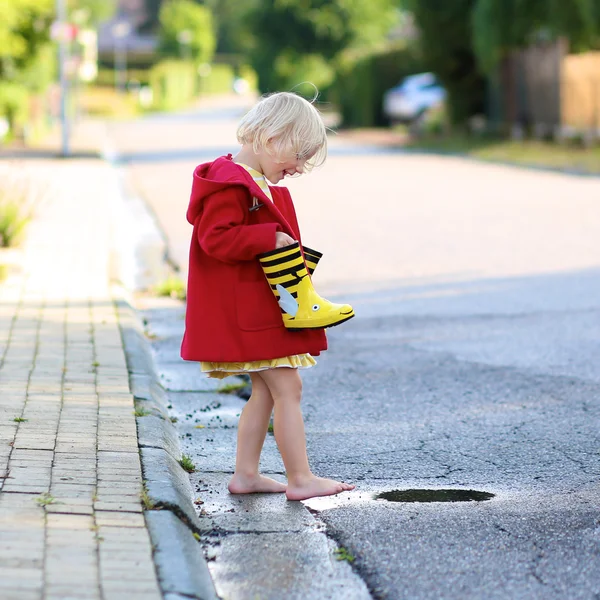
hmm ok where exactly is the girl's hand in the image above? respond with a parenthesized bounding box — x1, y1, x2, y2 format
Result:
(275, 232, 296, 249)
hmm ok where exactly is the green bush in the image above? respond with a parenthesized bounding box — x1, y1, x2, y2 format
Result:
(149, 60, 197, 110)
(200, 63, 235, 94)
(0, 178, 36, 248)
(273, 52, 335, 97)
(329, 43, 424, 128)
(152, 275, 186, 300)
(0, 82, 29, 139)
(95, 68, 152, 88)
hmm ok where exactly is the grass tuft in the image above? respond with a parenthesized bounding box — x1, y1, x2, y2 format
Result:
(152, 276, 187, 301)
(333, 547, 355, 563)
(179, 454, 196, 473)
(141, 485, 155, 510)
(134, 405, 152, 417)
(0, 175, 44, 248)
(217, 381, 247, 394)
(35, 492, 56, 506)
(13, 417, 27, 423)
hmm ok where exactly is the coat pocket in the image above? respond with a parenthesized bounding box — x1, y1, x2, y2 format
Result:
(235, 280, 283, 332)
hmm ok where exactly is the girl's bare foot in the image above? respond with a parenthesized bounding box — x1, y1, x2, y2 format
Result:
(228, 473, 287, 494)
(286, 476, 355, 501)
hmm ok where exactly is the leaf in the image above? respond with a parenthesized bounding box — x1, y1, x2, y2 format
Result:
(275, 284, 298, 316)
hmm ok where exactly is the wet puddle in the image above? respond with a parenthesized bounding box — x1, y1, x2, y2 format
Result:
(376, 489, 495, 503)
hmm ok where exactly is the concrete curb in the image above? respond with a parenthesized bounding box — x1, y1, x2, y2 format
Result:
(103, 127, 218, 598)
(113, 286, 218, 599)
(146, 511, 218, 600)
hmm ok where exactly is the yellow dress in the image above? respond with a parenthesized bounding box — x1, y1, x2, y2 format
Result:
(200, 162, 317, 379)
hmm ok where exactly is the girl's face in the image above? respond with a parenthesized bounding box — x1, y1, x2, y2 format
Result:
(259, 145, 312, 184)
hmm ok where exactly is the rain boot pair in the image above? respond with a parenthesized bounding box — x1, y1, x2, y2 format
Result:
(258, 242, 354, 330)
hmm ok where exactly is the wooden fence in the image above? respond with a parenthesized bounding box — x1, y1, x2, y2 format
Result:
(561, 52, 600, 131)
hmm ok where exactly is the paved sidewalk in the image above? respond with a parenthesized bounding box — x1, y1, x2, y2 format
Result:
(0, 152, 162, 599)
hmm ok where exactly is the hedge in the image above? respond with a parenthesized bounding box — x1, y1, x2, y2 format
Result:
(329, 43, 424, 128)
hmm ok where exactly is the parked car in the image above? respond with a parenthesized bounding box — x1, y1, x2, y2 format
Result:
(382, 72, 446, 124)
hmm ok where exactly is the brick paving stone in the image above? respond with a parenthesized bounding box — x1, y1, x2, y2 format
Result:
(0, 589, 42, 600)
(95, 512, 145, 527)
(0, 155, 162, 598)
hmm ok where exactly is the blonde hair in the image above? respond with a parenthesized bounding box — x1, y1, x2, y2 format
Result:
(236, 91, 327, 171)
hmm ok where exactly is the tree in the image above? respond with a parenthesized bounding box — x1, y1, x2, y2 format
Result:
(404, 0, 487, 124)
(204, 0, 260, 55)
(0, 0, 54, 76)
(158, 0, 216, 64)
(243, 0, 398, 92)
(0, 0, 55, 134)
(472, 0, 600, 73)
(68, 0, 117, 27)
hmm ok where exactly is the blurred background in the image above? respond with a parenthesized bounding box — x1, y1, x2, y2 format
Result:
(1, 0, 600, 170)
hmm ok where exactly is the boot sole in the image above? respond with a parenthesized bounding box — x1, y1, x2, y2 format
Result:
(285, 312, 355, 330)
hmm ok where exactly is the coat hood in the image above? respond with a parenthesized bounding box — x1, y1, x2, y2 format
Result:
(187, 154, 263, 224)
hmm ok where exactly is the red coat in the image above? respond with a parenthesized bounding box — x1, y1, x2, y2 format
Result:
(180, 155, 328, 362)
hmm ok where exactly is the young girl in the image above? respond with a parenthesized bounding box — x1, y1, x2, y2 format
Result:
(181, 91, 355, 501)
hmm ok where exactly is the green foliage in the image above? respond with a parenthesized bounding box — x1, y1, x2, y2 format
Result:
(68, 0, 117, 27)
(95, 68, 151, 88)
(158, 0, 216, 64)
(0, 0, 55, 137)
(149, 60, 197, 110)
(0, 82, 29, 134)
(35, 492, 56, 506)
(179, 454, 196, 473)
(472, 0, 600, 73)
(152, 275, 187, 300)
(333, 547, 355, 562)
(200, 63, 235, 94)
(204, 0, 259, 54)
(245, 0, 398, 92)
(0, 179, 35, 248)
(273, 52, 335, 97)
(331, 42, 423, 127)
(134, 406, 152, 417)
(0, 0, 53, 70)
(405, 0, 487, 124)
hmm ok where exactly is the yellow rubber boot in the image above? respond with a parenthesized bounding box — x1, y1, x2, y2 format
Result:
(258, 242, 354, 330)
(302, 245, 322, 275)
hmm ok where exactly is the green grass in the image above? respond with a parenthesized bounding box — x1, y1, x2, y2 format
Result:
(141, 485, 155, 510)
(179, 454, 196, 473)
(13, 417, 27, 423)
(407, 134, 600, 175)
(134, 405, 152, 417)
(333, 547, 355, 563)
(217, 381, 247, 394)
(152, 276, 186, 301)
(35, 492, 56, 506)
(0, 198, 30, 248)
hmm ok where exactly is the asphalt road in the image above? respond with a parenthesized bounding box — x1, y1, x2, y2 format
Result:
(109, 96, 600, 599)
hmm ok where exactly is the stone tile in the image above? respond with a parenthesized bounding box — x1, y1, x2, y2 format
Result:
(53, 479, 97, 489)
(0, 568, 43, 588)
(47, 514, 94, 529)
(94, 497, 143, 513)
(1, 483, 49, 494)
(0, 589, 42, 600)
(0, 557, 43, 569)
(45, 503, 94, 516)
(103, 593, 161, 600)
(49, 484, 96, 499)
(95, 513, 145, 528)
(100, 581, 161, 594)
(10, 450, 54, 462)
